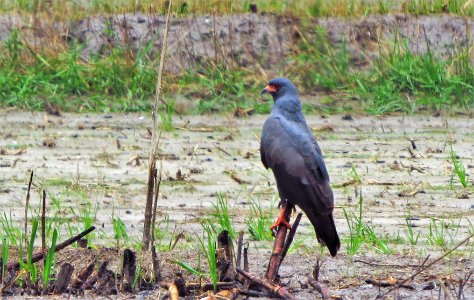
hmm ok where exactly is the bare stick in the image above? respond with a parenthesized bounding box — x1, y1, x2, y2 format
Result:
(266, 204, 293, 282)
(243, 245, 249, 272)
(307, 276, 330, 299)
(185, 281, 235, 290)
(236, 268, 296, 300)
(41, 190, 46, 252)
(279, 212, 302, 267)
(7, 226, 96, 272)
(72, 260, 96, 289)
(379, 232, 474, 298)
(152, 245, 161, 281)
(142, 0, 172, 251)
(236, 231, 244, 269)
(150, 160, 163, 280)
(150, 159, 163, 245)
(24, 171, 33, 249)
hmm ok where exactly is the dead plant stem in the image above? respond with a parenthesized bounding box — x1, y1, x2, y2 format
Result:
(142, 0, 171, 251)
(24, 171, 33, 251)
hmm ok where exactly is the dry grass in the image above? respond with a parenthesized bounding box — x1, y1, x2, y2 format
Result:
(1, 0, 473, 19)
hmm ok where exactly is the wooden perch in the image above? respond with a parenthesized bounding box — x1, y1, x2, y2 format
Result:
(279, 212, 302, 267)
(266, 204, 294, 282)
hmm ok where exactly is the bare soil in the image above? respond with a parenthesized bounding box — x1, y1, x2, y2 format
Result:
(1, 13, 473, 73)
(0, 109, 473, 299)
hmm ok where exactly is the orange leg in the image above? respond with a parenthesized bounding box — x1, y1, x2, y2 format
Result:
(270, 207, 292, 231)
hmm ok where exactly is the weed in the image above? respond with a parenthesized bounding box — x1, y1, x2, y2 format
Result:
(425, 217, 465, 249)
(404, 218, 421, 246)
(210, 193, 235, 239)
(450, 148, 469, 188)
(132, 263, 142, 290)
(343, 192, 365, 255)
(112, 215, 128, 248)
(343, 190, 391, 255)
(287, 26, 352, 93)
(1, 238, 8, 282)
(246, 198, 273, 241)
(178, 63, 260, 113)
(159, 100, 175, 131)
(0, 212, 22, 246)
(198, 223, 218, 290)
(349, 164, 362, 184)
(43, 229, 58, 291)
(359, 36, 474, 113)
(173, 259, 206, 278)
(27, 219, 39, 285)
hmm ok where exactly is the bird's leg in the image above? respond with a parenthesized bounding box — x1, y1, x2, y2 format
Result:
(270, 201, 292, 234)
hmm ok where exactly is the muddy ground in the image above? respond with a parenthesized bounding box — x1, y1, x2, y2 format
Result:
(0, 108, 473, 299)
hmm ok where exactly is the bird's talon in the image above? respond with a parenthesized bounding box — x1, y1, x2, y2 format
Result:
(270, 208, 292, 233)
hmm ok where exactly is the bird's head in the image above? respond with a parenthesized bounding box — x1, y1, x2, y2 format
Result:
(261, 77, 298, 101)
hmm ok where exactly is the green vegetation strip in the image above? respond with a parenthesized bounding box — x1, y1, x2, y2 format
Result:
(1, 21, 473, 115)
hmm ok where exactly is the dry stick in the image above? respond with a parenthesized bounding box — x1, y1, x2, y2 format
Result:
(151, 160, 163, 280)
(379, 232, 474, 298)
(308, 259, 331, 299)
(72, 261, 96, 289)
(186, 282, 235, 290)
(457, 268, 474, 299)
(236, 231, 244, 269)
(266, 204, 293, 282)
(150, 159, 163, 245)
(24, 171, 33, 250)
(236, 268, 296, 300)
(7, 226, 96, 272)
(279, 212, 302, 267)
(243, 245, 249, 272)
(41, 190, 46, 252)
(142, 0, 172, 251)
(307, 276, 330, 300)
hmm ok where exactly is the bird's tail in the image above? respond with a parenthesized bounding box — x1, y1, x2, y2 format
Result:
(307, 211, 340, 257)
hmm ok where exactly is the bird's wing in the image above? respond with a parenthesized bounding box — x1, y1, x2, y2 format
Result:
(261, 116, 334, 210)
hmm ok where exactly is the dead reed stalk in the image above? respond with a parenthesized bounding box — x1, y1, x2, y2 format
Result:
(142, 0, 172, 251)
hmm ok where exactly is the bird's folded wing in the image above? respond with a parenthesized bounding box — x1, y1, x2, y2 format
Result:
(261, 116, 334, 209)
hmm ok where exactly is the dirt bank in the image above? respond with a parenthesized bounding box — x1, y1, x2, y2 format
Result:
(1, 13, 473, 73)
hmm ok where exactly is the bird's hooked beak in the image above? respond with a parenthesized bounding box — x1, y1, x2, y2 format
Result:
(261, 85, 277, 95)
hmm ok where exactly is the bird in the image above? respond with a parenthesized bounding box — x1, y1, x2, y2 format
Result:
(260, 77, 340, 257)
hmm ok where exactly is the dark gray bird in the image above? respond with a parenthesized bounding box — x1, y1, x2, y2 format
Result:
(260, 77, 340, 257)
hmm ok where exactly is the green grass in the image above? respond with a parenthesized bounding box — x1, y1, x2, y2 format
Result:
(2, 0, 473, 18)
(246, 198, 274, 241)
(0, 212, 23, 246)
(343, 190, 392, 255)
(42, 229, 58, 292)
(198, 223, 218, 290)
(358, 36, 474, 114)
(450, 148, 469, 188)
(404, 218, 421, 246)
(1, 13, 473, 115)
(210, 193, 236, 239)
(1, 238, 8, 282)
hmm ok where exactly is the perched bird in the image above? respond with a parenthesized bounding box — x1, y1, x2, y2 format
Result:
(260, 78, 340, 257)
